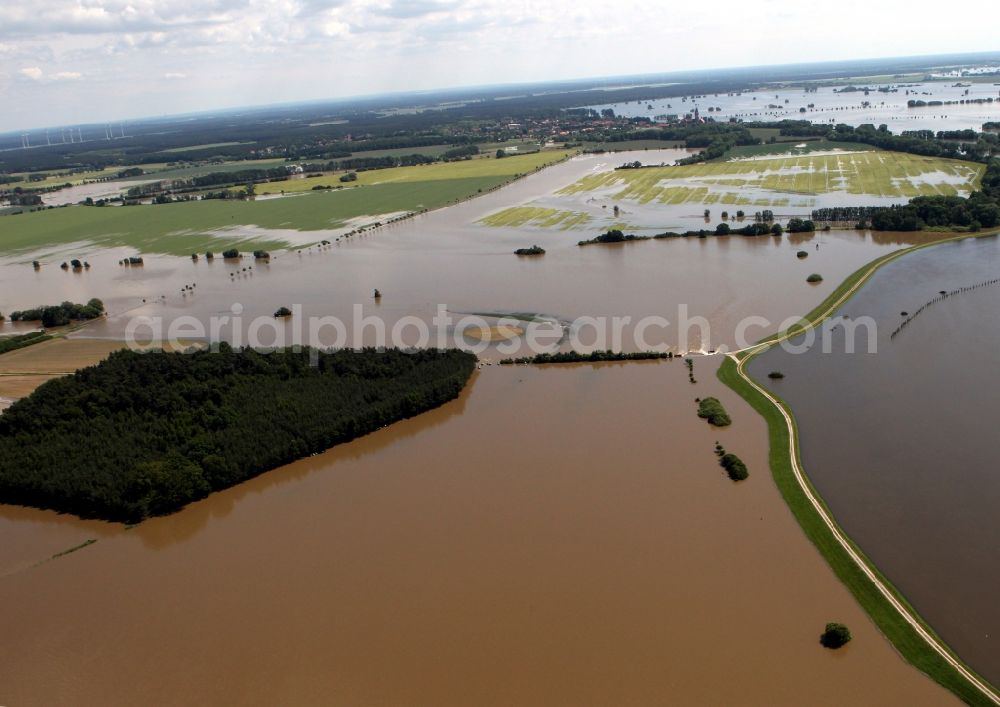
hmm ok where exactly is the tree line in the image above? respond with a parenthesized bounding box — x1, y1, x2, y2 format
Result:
(761, 119, 999, 163)
(8, 299, 104, 327)
(0, 331, 51, 354)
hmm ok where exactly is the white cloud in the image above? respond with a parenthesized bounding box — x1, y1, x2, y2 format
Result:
(18, 66, 82, 82)
(1, 0, 999, 132)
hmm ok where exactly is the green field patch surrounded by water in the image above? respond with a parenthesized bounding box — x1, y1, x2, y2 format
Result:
(478, 151, 983, 231)
(558, 151, 983, 205)
(479, 206, 591, 229)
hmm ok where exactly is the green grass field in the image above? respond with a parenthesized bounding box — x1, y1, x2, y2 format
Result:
(6, 164, 168, 188)
(160, 142, 254, 154)
(254, 149, 573, 195)
(122, 158, 290, 183)
(6, 159, 276, 188)
(341, 144, 456, 159)
(585, 139, 688, 152)
(0, 151, 575, 257)
(557, 151, 983, 205)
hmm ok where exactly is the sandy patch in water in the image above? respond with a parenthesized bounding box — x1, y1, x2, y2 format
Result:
(460, 324, 525, 341)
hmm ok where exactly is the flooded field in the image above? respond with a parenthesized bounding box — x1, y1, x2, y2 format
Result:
(1, 226, 943, 357)
(0, 360, 957, 706)
(41, 178, 159, 207)
(589, 81, 1000, 132)
(748, 234, 1000, 685)
(481, 151, 982, 232)
(0, 151, 948, 358)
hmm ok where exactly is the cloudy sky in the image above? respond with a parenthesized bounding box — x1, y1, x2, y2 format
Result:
(1, 0, 997, 132)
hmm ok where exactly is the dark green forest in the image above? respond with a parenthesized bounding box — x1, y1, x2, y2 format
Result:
(0, 346, 476, 522)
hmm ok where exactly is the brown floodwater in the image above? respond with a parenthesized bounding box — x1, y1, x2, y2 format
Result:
(749, 233, 1000, 686)
(0, 360, 956, 705)
(0, 158, 943, 357)
(0, 150, 970, 704)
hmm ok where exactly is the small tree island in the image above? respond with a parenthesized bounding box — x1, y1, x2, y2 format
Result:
(820, 622, 852, 649)
(697, 397, 732, 427)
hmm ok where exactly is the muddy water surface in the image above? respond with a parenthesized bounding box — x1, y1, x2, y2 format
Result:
(1, 227, 942, 356)
(0, 360, 956, 705)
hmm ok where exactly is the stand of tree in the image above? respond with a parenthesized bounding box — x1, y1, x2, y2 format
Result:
(499, 350, 674, 365)
(756, 119, 999, 163)
(8, 299, 104, 327)
(0, 331, 52, 355)
(697, 397, 732, 426)
(0, 346, 476, 522)
(577, 229, 648, 245)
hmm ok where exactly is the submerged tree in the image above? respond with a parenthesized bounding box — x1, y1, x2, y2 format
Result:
(820, 623, 852, 649)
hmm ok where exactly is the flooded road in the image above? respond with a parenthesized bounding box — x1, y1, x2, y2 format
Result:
(749, 234, 1000, 685)
(0, 360, 956, 705)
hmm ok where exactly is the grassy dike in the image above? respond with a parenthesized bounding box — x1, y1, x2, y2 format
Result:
(719, 229, 1000, 707)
